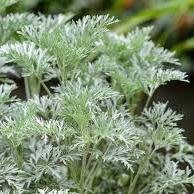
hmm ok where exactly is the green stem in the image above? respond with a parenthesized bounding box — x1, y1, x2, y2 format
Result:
(85, 138, 102, 172)
(15, 144, 24, 169)
(28, 76, 40, 97)
(24, 77, 30, 99)
(84, 163, 99, 194)
(128, 160, 144, 194)
(80, 144, 90, 193)
(38, 78, 52, 96)
(41, 81, 51, 96)
(145, 95, 152, 109)
(128, 146, 155, 194)
(84, 162, 97, 188)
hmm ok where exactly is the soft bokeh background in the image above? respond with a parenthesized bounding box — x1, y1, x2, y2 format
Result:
(6, 0, 194, 143)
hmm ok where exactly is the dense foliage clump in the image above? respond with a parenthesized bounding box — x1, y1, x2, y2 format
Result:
(0, 1, 194, 194)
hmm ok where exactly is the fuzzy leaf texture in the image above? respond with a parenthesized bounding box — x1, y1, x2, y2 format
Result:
(0, 9, 193, 194)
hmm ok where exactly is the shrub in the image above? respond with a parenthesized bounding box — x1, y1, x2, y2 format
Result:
(0, 1, 194, 194)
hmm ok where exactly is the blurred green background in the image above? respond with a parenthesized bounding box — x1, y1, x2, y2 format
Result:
(5, 0, 194, 143)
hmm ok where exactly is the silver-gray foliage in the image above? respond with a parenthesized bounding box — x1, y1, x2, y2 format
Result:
(0, 2, 193, 194)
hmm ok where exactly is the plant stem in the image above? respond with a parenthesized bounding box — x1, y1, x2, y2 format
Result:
(24, 77, 30, 99)
(80, 144, 90, 194)
(84, 163, 99, 194)
(29, 76, 40, 97)
(85, 139, 102, 172)
(145, 95, 152, 109)
(15, 144, 24, 169)
(128, 158, 145, 194)
(84, 162, 97, 188)
(128, 146, 155, 194)
(38, 77, 52, 96)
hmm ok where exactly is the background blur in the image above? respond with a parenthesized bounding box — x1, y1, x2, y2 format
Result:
(6, 0, 194, 143)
